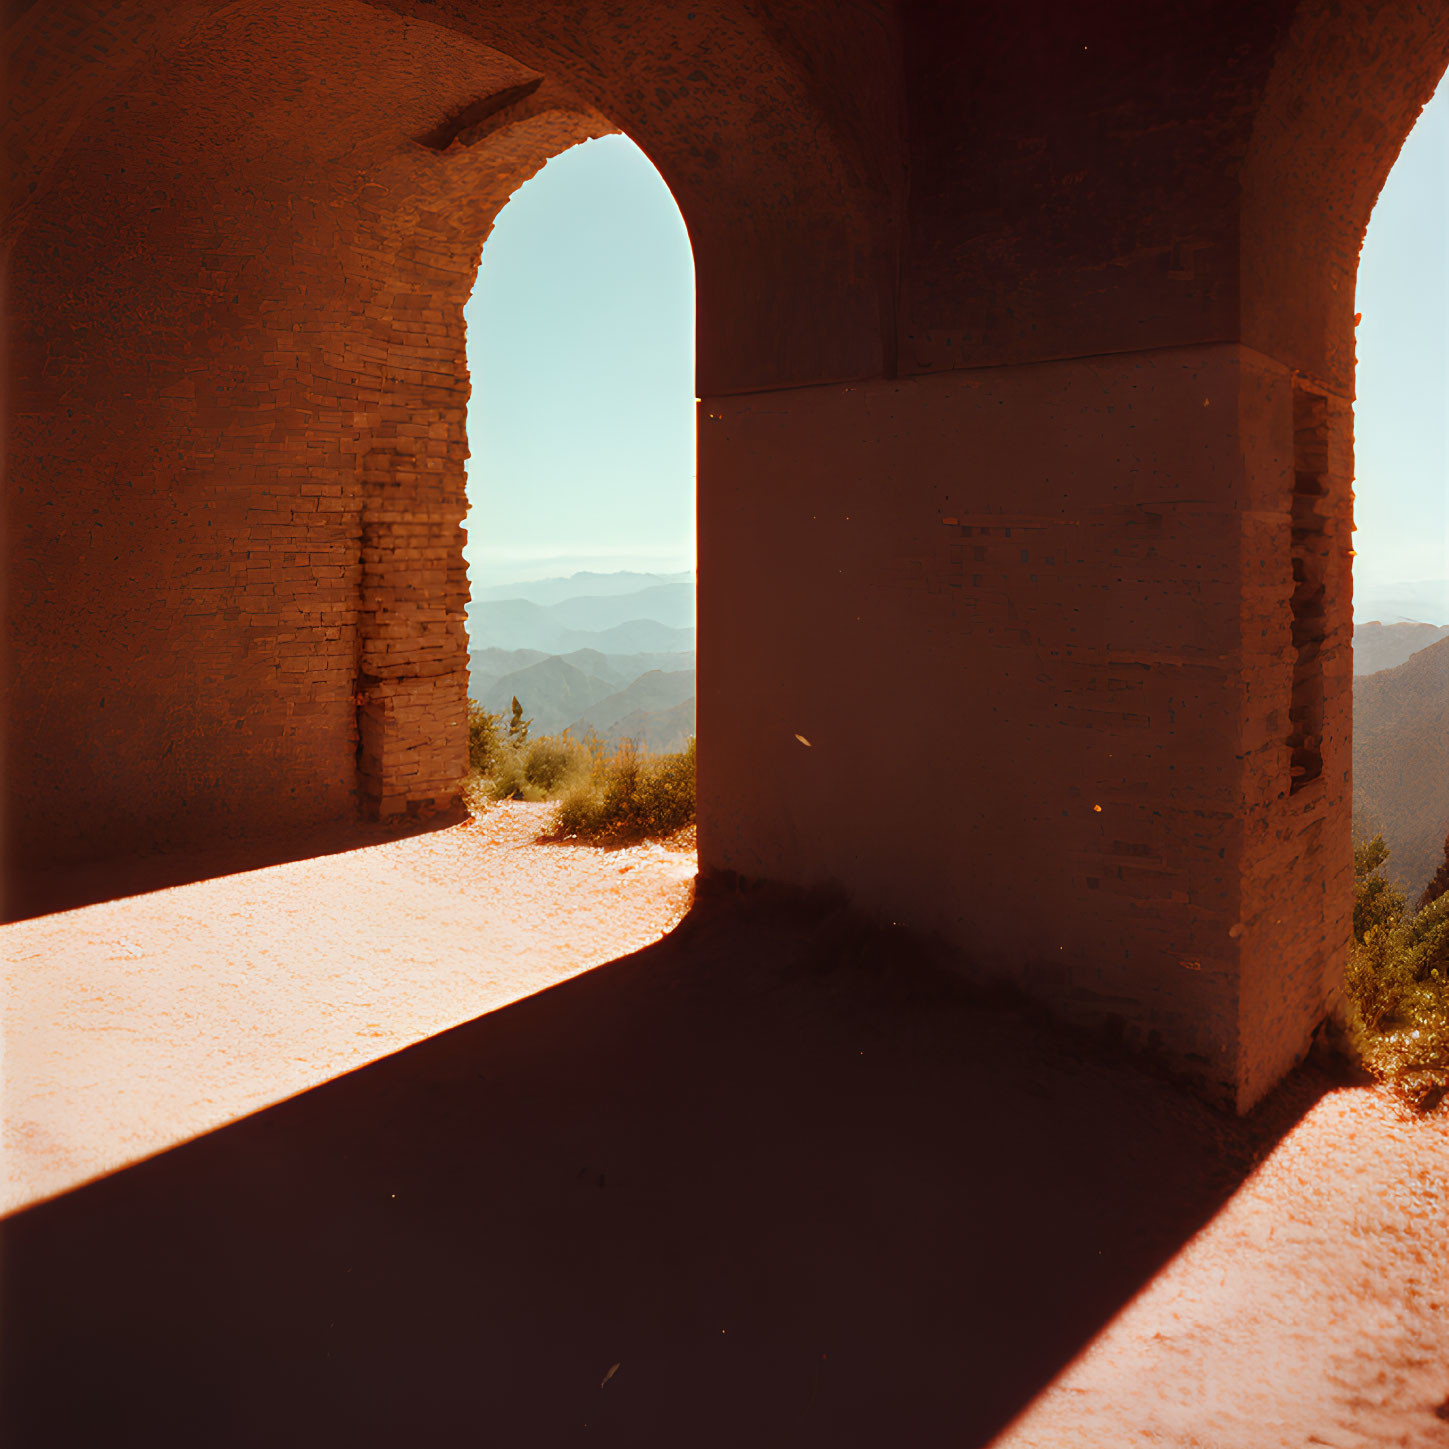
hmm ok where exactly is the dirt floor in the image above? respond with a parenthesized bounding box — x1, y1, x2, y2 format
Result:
(2, 803, 695, 1213)
(2, 816, 1447, 1448)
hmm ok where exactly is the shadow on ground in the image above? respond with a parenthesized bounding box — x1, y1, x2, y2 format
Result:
(0, 881, 1332, 1448)
(1, 810, 468, 924)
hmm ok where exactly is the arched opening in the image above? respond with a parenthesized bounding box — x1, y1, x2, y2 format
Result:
(1351, 79, 1449, 885)
(1343, 78, 1449, 1097)
(460, 134, 698, 839)
(1354, 87, 1449, 641)
(1, 97, 706, 1211)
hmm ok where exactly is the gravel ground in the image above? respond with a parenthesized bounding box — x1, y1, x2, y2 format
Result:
(1, 802, 694, 1214)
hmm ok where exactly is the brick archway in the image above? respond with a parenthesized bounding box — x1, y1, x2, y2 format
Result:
(4, 0, 886, 848)
(6, 0, 1448, 1107)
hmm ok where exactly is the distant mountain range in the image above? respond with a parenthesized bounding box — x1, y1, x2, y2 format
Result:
(470, 647, 693, 697)
(1353, 635, 1449, 901)
(467, 601, 693, 655)
(563, 668, 696, 746)
(472, 569, 693, 608)
(471, 649, 695, 734)
(1355, 578, 1449, 628)
(466, 572, 696, 750)
(467, 579, 695, 654)
(594, 697, 696, 753)
(1354, 621, 1449, 676)
(461, 579, 1447, 789)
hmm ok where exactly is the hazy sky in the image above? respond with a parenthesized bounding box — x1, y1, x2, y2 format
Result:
(462, 135, 694, 593)
(466, 91, 1446, 598)
(1355, 80, 1448, 595)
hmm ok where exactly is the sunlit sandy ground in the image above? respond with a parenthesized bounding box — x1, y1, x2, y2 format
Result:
(991, 1086, 1449, 1448)
(1, 802, 694, 1214)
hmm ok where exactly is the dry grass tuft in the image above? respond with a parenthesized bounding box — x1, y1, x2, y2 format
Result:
(463, 698, 695, 847)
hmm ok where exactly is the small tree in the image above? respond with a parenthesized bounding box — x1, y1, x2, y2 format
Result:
(507, 695, 531, 747)
(1343, 833, 1449, 1108)
(467, 699, 503, 775)
(1352, 834, 1405, 944)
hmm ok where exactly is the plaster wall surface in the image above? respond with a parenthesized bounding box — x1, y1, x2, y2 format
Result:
(699, 344, 1348, 1104)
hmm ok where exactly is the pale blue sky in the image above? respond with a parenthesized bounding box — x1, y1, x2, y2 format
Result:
(465, 96, 1447, 603)
(1355, 80, 1448, 598)
(462, 135, 695, 594)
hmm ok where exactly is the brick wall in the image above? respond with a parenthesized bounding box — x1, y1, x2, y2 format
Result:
(5, 3, 611, 854)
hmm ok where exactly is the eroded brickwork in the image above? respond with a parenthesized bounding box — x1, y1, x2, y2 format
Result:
(5, 4, 612, 847)
(1235, 379, 1355, 1108)
(357, 445, 468, 819)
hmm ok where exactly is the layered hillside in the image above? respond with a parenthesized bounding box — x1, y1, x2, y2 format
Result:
(471, 651, 696, 735)
(1353, 635, 1449, 898)
(565, 669, 697, 746)
(467, 598, 694, 655)
(465, 572, 697, 746)
(1354, 621, 1449, 676)
(592, 698, 696, 753)
(1354, 578, 1449, 630)
(467, 578, 695, 654)
(471, 570, 693, 608)
(478, 656, 618, 734)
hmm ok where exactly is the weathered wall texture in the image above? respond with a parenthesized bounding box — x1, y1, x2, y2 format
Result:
(700, 345, 1346, 1097)
(5, 2, 612, 850)
(4, 0, 1447, 1107)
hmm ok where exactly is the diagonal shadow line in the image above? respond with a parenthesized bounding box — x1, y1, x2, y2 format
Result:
(2, 809, 469, 924)
(0, 885, 1331, 1449)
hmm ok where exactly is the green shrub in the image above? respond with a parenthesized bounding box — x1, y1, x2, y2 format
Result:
(1342, 834, 1449, 1109)
(507, 696, 531, 746)
(551, 737, 696, 845)
(486, 730, 596, 802)
(462, 687, 695, 846)
(1352, 834, 1406, 943)
(467, 700, 504, 775)
(485, 741, 534, 801)
(522, 734, 590, 793)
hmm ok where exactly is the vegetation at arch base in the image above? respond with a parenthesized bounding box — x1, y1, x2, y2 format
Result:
(1343, 831, 1449, 1111)
(464, 697, 695, 847)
